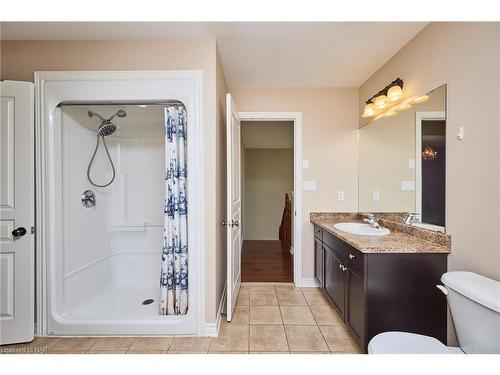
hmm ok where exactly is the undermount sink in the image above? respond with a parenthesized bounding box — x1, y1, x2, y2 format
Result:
(333, 222, 390, 236)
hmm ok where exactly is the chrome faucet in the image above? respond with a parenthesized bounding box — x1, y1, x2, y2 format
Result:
(362, 213, 381, 229)
(403, 213, 419, 225)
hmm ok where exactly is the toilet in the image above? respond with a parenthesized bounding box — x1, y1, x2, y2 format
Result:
(368, 271, 500, 354)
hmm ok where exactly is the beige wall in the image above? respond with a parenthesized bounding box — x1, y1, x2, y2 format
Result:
(359, 22, 500, 344)
(231, 88, 359, 279)
(244, 149, 293, 240)
(359, 85, 445, 212)
(0, 39, 224, 326)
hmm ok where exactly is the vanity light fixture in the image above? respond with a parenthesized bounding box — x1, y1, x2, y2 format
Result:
(422, 146, 438, 161)
(362, 78, 404, 118)
(384, 110, 397, 118)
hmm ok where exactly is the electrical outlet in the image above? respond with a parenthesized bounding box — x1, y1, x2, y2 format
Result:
(372, 190, 380, 201)
(337, 191, 345, 201)
(401, 181, 415, 191)
(303, 181, 317, 191)
(302, 159, 309, 169)
(408, 159, 415, 169)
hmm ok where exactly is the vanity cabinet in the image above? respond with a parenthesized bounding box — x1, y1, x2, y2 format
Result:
(313, 224, 447, 351)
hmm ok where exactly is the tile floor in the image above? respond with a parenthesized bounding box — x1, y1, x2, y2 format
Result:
(0, 284, 363, 355)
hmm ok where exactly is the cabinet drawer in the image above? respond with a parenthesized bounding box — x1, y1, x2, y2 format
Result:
(323, 230, 365, 273)
(314, 225, 323, 241)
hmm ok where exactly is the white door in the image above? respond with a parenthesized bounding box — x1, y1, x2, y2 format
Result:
(0, 81, 35, 345)
(226, 94, 242, 322)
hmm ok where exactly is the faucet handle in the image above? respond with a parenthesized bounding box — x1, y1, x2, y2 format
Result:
(404, 213, 419, 224)
(362, 213, 376, 220)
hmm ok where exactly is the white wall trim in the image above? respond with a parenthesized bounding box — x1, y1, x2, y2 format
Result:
(205, 283, 226, 337)
(299, 278, 319, 288)
(238, 112, 303, 286)
(34, 70, 205, 336)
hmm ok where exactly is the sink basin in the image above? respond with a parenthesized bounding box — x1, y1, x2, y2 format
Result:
(333, 222, 390, 236)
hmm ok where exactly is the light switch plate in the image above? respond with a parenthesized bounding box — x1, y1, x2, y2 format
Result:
(372, 190, 380, 201)
(302, 159, 309, 169)
(303, 181, 317, 191)
(337, 191, 345, 201)
(401, 181, 416, 191)
(408, 159, 415, 169)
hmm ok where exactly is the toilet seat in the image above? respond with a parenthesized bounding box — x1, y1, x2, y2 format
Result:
(368, 332, 459, 354)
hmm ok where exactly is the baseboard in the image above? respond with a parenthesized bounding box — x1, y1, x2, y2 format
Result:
(205, 283, 227, 337)
(298, 278, 319, 288)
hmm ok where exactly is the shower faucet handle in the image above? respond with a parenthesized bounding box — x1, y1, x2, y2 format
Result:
(82, 190, 96, 208)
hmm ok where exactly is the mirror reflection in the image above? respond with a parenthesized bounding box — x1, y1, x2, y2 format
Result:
(358, 85, 446, 232)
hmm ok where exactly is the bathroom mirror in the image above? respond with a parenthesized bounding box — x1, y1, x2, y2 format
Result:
(358, 85, 446, 232)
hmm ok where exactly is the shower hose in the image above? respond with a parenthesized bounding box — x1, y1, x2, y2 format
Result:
(87, 134, 116, 188)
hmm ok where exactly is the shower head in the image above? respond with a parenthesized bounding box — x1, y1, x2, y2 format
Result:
(88, 109, 127, 137)
(97, 121, 117, 137)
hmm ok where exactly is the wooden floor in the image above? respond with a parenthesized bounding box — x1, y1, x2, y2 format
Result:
(241, 240, 293, 282)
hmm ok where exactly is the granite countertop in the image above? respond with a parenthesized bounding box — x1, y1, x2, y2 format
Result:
(311, 212, 451, 254)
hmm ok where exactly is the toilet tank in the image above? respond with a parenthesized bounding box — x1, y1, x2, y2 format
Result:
(441, 272, 500, 354)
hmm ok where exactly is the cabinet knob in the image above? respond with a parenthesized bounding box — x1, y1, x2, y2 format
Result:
(349, 254, 355, 259)
(342, 265, 348, 272)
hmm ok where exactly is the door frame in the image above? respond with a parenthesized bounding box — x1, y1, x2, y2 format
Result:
(238, 112, 303, 286)
(34, 70, 205, 336)
(415, 111, 446, 233)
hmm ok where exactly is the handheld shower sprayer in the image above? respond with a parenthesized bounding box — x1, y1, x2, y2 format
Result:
(87, 109, 127, 187)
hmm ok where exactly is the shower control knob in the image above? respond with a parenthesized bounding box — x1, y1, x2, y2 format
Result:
(82, 190, 96, 208)
(12, 227, 27, 237)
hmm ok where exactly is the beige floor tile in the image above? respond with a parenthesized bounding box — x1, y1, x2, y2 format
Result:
(90, 337, 136, 351)
(277, 290, 307, 306)
(290, 351, 331, 354)
(302, 291, 330, 306)
(319, 325, 362, 353)
(249, 289, 278, 306)
(285, 325, 329, 352)
(88, 350, 128, 354)
(249, 325, 289, 352)
(231, 305, 250, 325)
(236, 288, 250, 306)
(246, 283, 277, 290)
(209, 324, 249, 352)
(169, 337, 212, 352)
(209, 351, 249, 354)
(309, 304, 344, 325)
(280, 306, 316, 325)
(249, 305, 283, 324)
(167, 350, 208, 354)
(300, 287, 323, 294)
(128, 337, 174, 351)
(47, 350, 88, 354)
(127, 350, 168, 354)
(51, 337, 97, 351)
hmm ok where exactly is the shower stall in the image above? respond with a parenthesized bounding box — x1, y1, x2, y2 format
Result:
(36, 71, 203, 336)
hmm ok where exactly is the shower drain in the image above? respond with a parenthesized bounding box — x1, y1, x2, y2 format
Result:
(142, 299, 154, 305)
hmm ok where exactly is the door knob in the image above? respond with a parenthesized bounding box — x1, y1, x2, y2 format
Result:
(12, 227, 27, 237)
(232, 220, 239, 228)
(349, 254, 355, 259)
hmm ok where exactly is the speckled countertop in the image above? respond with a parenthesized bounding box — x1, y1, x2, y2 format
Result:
(311, 212, 451, 254)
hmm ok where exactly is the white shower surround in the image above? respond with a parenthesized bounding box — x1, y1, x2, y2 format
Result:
(35, 71, 204, 336)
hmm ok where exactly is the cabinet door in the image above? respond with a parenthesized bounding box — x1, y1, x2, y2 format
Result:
(314, 238, 324, 288)
(346, 266, 366, 342)
(324, 246, 346, 318)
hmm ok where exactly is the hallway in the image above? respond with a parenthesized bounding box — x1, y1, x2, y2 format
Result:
(241, 240, 293, 282)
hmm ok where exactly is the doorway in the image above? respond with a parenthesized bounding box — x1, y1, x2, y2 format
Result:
(240, 121, 294, 282)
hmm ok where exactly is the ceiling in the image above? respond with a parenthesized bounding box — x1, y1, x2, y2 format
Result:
(0, 22, 427, 88)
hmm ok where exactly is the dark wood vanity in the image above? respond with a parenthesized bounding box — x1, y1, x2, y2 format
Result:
(313, 220, 449, 352)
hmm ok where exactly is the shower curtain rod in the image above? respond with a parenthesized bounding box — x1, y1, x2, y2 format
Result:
(57, 100, 186, 108)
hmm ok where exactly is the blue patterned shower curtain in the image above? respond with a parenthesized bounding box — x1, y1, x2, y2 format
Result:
(160, 105, 188, 315)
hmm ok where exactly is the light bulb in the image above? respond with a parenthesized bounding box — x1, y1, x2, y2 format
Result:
(412, 95, 429, 105)
(396, 103, 412, 112)
(362, 103, 375, 117)
(387, 85, 402, 101)
(374, 95, 387, 109)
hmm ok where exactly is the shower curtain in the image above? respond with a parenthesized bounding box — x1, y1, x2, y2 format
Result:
(160, 105, 188, 315)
